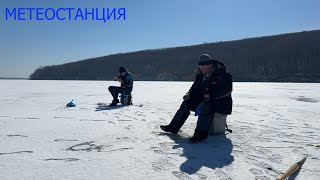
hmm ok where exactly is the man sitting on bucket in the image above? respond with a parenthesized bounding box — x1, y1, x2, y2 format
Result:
(108, 66, 133, 106)
(160, 54, 233, 143)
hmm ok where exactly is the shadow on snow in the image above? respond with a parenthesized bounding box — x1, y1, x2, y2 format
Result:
(95, 105, 125, 111)
(162, 132, 234, 175)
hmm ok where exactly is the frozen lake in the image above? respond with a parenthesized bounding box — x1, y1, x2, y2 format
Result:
(0, 80, 319, 180)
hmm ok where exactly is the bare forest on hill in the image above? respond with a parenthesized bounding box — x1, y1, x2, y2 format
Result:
(30, 30, 320, 82)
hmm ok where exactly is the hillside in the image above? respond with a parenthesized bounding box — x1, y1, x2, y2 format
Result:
(30, 30, 320, 82)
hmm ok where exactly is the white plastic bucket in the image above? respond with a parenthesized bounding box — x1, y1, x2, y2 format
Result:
(209, 113, 227, 135)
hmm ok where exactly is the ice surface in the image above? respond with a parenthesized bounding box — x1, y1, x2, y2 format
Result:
(0, 80, 319, 180)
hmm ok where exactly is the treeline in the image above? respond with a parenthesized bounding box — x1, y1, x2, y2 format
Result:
(30, 30, 320, 82)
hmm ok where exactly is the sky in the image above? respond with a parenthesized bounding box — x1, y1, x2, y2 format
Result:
(0, 0, 320, 78)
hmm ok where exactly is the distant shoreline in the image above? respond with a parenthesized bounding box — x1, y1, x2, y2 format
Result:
(1, 78, 319, 83)
(0, 77, 28, 80)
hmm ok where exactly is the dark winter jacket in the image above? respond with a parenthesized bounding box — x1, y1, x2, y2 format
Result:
(187, 60, 233, 114)
(118, 72, 134, 93)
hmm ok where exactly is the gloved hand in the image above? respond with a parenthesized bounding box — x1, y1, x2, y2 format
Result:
(183, 94, 190, 101)
(204, 94, 210, 101)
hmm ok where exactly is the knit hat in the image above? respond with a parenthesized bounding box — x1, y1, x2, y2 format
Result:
(119, 66, 127, 73)
(198, 54, 213, 65)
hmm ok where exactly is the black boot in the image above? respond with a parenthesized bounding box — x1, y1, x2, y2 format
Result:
(160, 125, 178, 134)
(161, 101, 191, 133)
(109, 99, 120, 106)
(189, 132, 207, 143)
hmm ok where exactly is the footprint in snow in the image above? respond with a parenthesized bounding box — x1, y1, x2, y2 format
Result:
(0, 151, 33, 156)
(7, 135, 28, 137)
(172, 171, 193, 180)
(44, 158, 79, 162)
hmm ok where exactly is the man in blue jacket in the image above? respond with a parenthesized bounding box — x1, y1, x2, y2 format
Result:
(108, 66, 134, 106)
(160, 54, 233, 143)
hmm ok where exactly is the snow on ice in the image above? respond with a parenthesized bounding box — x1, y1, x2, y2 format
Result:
(0, 80, 319, 179)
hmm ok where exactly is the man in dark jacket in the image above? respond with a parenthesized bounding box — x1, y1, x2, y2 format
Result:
(160, 54, 232, 143)
(108, 66, 134, 106)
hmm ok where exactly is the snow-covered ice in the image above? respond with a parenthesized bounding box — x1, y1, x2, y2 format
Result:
(0, 80, 319, 180)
